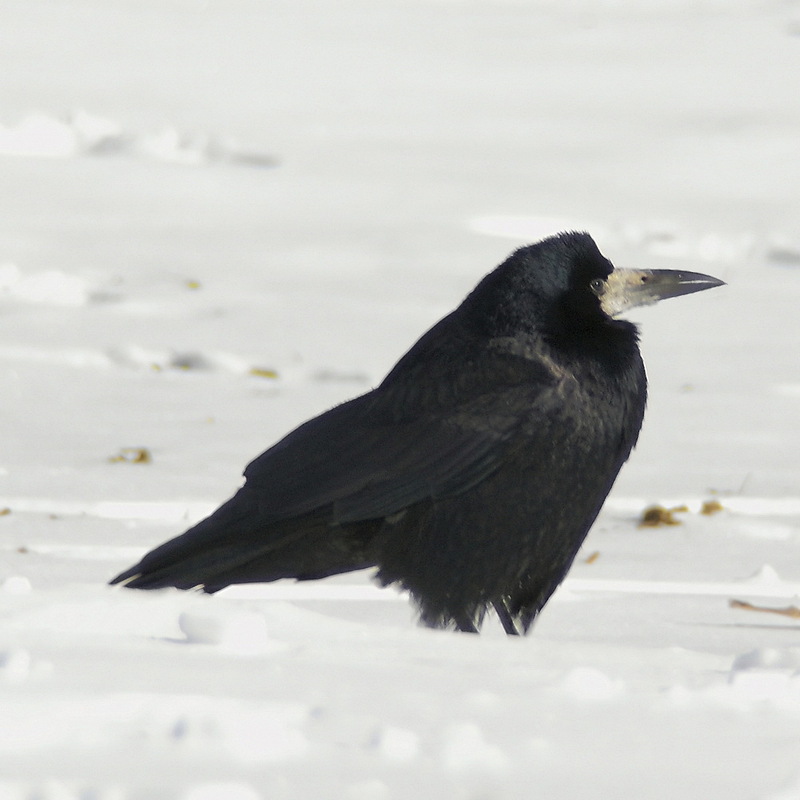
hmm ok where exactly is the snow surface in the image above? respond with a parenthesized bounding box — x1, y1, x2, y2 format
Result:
(1, 1, 800, 798)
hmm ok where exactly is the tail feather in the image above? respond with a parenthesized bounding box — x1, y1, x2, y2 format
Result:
(109, 492, 382, 592)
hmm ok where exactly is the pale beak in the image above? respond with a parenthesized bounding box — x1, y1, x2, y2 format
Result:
(598, 268, 726, 317)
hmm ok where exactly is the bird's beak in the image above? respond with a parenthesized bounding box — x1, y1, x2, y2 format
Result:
(599, 268, 726, 318)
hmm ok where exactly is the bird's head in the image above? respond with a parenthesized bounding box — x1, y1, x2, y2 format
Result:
(466, 232, 724, 340)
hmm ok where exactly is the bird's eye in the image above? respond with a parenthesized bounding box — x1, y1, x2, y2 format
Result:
(589, 278, 606, 296)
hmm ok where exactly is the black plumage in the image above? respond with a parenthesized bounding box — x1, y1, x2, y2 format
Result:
(110, 232, 723, 634)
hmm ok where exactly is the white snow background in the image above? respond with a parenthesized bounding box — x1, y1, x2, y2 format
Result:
(1, 1, 800, 798)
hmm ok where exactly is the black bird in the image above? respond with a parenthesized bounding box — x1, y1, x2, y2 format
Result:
(110, 232, 723, 635)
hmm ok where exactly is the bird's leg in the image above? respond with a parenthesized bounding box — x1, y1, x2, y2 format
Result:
(493, 600, 521, 636)
(454, 614, 480, 634)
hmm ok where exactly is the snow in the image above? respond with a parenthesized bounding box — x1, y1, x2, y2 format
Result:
(1, 0, 799, 797)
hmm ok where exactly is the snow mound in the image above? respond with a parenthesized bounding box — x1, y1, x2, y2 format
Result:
(0, 263, 94, 306)
(440, 722, 510, 774)
(0, 110, 275, 168)
(560, 666, 625, 702)
(178, 607, 286, 654)
(469, 215, 755, 263)
(181, 784, 261, 800)
(369, 725, 420, 763)
(168, 700, 309, 764)
(1, 576, 32, 595)
(107, 345, 255, 375)
(0, 780, 124, 800)
(0, 114, 78, 158)
(731, 647, 800, 673)
(765, 237, 800, 267)
(0, 649, 32, 684)
(343, 780, 391, 800)
(739, 564, 785, 586)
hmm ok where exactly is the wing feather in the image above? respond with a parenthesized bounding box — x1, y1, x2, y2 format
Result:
(242, 347, 560, 525)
